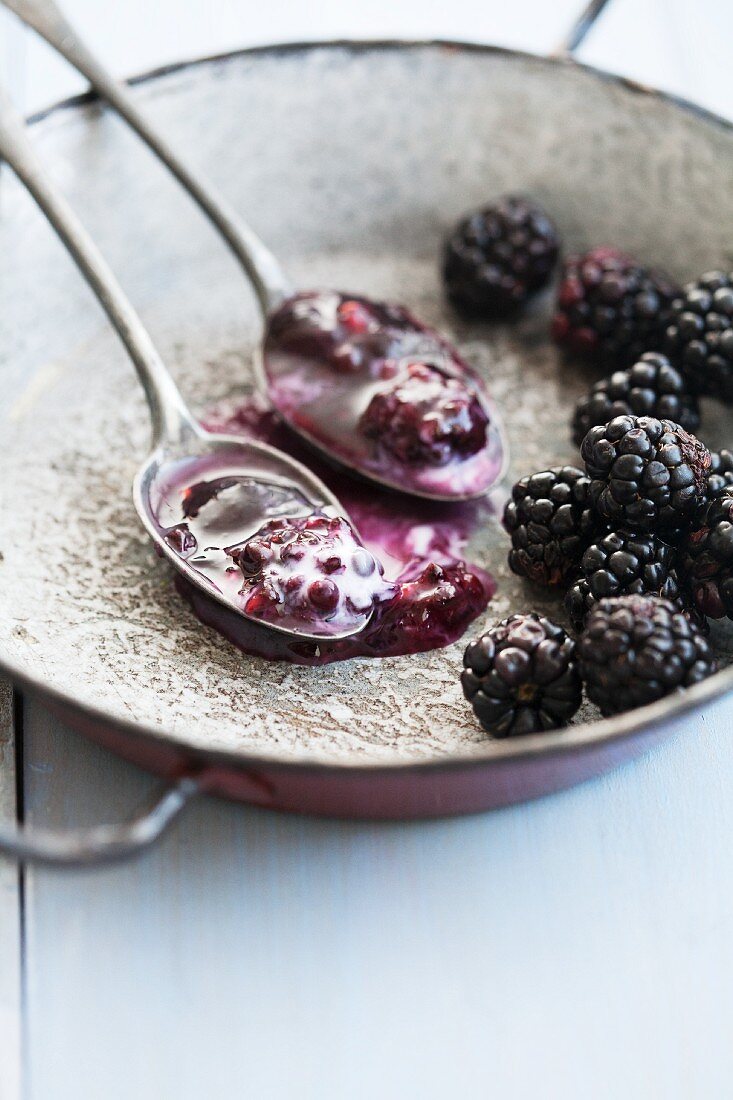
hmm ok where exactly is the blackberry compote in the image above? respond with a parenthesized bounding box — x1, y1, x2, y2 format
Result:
(262, 290, 504, 500)
(503, 466, 599, 587)
(581, 415, 711, 534)
(232, 514, 394, 636)
(665, 271, 733, 402)
(442, 196, 559, 317)
(552, 247, 679, 368)
(682, 495, 733, 619)
(565, 528, 681, 628)
(578, 595, 716, 716)
(360, 361, 488, 467)
(461, 614, 582, 736)
(571, 352, 699, 446)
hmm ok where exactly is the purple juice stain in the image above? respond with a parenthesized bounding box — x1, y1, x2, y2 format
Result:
(261, 290, 505, 499)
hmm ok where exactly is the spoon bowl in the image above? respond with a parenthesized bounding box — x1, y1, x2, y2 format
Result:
(134, 431, 378, 641)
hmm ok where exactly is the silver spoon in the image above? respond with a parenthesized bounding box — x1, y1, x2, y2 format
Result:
(0, 84, 379, 642)
(2, 0, 506, 503)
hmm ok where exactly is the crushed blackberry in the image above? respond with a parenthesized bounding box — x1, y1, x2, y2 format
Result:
(682, 494, 733, 619)
(707, 450, 733, 500)
(578, 595, 716, 717)
(443, 196, 560, 317)
(231, 514, 394, 634)
(565, 528, 682, 628)
(571, 352, 699, 446)
(360, 361, 488, 466)
(462, 613, 581, 736)
(665, 271, 733, 402)
(581, 415, 711, 534)
(503, 466, 599, 587)
(552, 247, 679, 368)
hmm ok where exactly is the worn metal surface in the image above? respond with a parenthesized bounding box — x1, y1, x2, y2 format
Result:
(0, 44, 732, 776)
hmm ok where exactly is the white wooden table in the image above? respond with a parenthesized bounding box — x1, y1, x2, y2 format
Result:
(2, 2, 733, 1097)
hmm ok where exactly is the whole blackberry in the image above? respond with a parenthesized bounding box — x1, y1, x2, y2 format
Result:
(707, 450, 733, 500)
(552, 247, 679, 368)
(360, 362, 488, 466)
(665, 271, 733, 402)
(503, 466, 599, 587)
(682, 495, 733, 619)
(571, 352, 699, 447)
(565, 528, 681, 628)
(443, 196, 560, 317)
(578, 595, 716, 717)
(461, 613, 581, 736)
(581, 415, 711, 534)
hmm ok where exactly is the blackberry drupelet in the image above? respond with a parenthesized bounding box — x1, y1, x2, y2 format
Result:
(565, 528, 681, 628)
(665, 271, 733, 402)
(578, 595, 716, 717)
(707, 450, 733, 500)
(443, 196, 560, 317)
(571, 352, 699, 446)
(552, 247, 679, 368)
(503, 466, 599, 587)
(581, 415, 711, 534)
(682, 495, 733, 619)
(461, 613, 581, 736)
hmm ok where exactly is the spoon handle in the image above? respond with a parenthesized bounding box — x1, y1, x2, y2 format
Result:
(0, 83, 199, 448)
(2, 0, 292, 317)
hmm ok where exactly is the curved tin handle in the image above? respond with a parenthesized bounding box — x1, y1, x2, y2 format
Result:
(552, 0, 614, 58)
(1, 0, 292, 317)
(0, 776, 199, 867)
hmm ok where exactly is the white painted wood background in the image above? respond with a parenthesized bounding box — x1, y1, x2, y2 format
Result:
(2, 1, 733, 1097)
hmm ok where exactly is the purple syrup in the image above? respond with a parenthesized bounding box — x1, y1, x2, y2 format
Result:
(261, 290, 504, 499)
(159, 393, 497, 665)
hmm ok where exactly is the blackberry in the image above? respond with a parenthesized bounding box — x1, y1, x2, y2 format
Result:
(571, 352, 699, 447)
(461, 613, 581, 736)
(503, 466, 599, 587)
(443, 196, 560, 317)
(707, 450, 733, 500)
(682, 495, 733, 619)
(360, 362, 488, 466)
(578, 595, 716, 717)
(565, 528, 682, 628)
(552, 247, 679, 368)
(581, 415, 711, 534)
(665, 271, 733, 402)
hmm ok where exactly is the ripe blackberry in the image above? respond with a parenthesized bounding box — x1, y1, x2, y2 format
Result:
(503, 466, 599, 587)
(578, 595, 716, 717)
(665, 271, 733, 402)
(461, 613, 581, 736)
(707, 450, 733, 500)
(565, 528, 682, 628)
(443, 196, 560, 317)
(682, 495, 733, 619)
(571, 352, 699, 446)
(360, 361, 488, 466)
(581, 415, 711, 534)
(552, 247, 679, 368)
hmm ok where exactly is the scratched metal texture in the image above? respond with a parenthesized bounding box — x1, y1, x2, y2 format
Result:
(0, 43, 731, 765)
